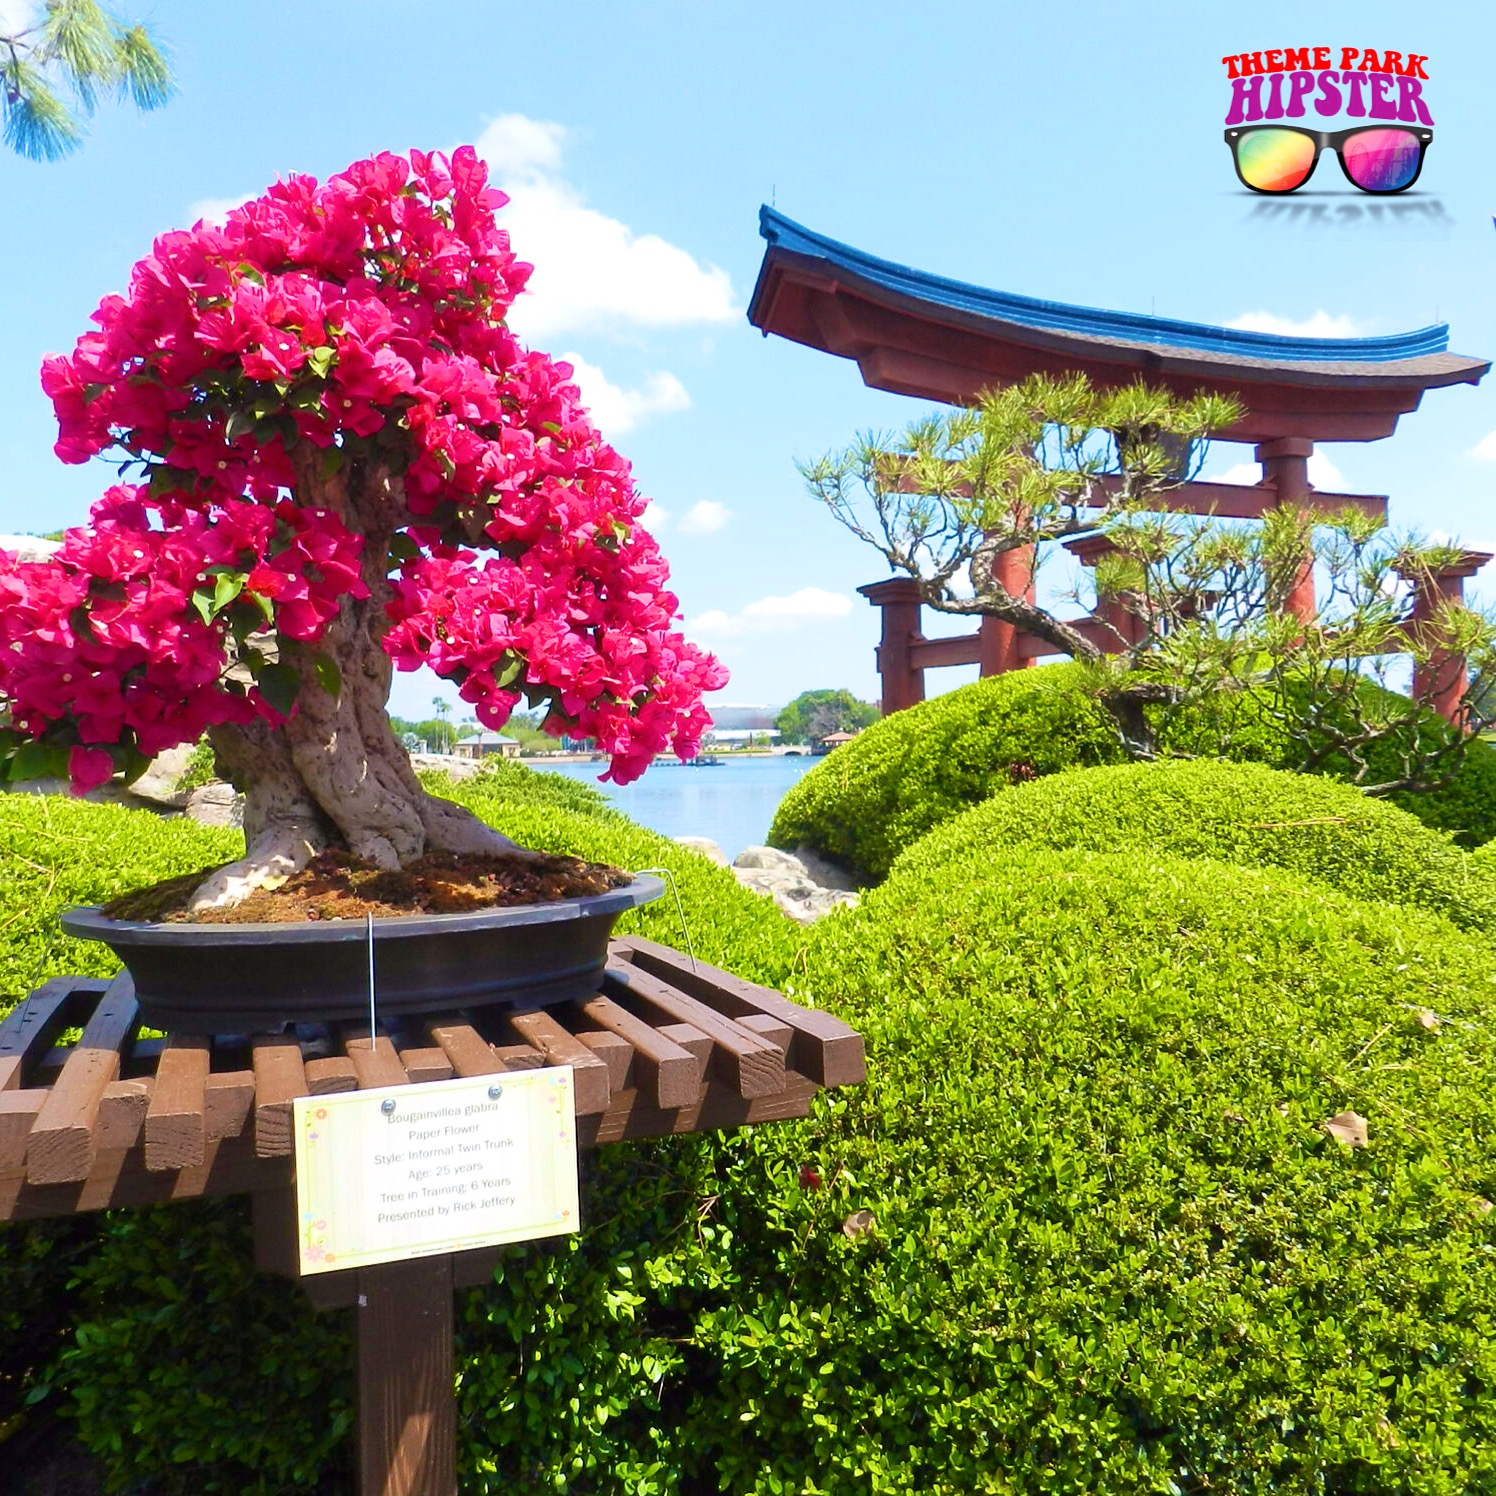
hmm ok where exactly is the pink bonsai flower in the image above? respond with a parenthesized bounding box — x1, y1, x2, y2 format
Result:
(0, 147, 726, 909)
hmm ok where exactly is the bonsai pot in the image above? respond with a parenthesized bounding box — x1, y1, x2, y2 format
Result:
(60, 875, 664, 1033)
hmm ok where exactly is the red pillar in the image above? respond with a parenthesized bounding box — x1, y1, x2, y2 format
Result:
(1256, 437, 1317, 621)
(1399, 550, 1493, 724)
(1063, 533, 1143, 652)
(858, 578, 926, 715)
(978, 544, 1036, 674)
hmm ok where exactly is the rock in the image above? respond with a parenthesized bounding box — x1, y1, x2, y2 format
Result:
(732, 845, 806, 874)
(788, 844, 862, 892)
(185, 782, 244, 828)
(674, 836, 728, 866)
(126, 744, 196, 808)
(729, 845, 859, 924)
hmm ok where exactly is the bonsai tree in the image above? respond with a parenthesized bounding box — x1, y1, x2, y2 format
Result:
(803, 372, 1496, 786)
(0, 148, 726, 909)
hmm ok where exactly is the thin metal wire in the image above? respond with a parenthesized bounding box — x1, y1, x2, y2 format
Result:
(630, 866, 696, 973)
(366, 912, 377, 1048)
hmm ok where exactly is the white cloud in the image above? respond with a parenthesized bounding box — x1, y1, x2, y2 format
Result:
(1470, 431, 1496, 461)
(475, 114, 566, 181)
(1228, 310, 1368, 339)
(678, 500, 730, 536)
(1206, 452, 1346, 490)
(474, 114, 737, 341)
(687, 587, 853, 639)
(559, 352, 690, 435)
(640, 501, 669, 530)
(185, 193, 253, 227)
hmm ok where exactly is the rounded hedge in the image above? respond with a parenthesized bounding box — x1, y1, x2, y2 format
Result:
(0, 792, 240, 1010)
(893, 757, 1496, 934)
(770, 671, 1496, 884)
(677, 846, 1496, 1493)
(0, 772, 809, 1494)
(768, 663, 1126, 881)
(12, 771, 1496, 1492)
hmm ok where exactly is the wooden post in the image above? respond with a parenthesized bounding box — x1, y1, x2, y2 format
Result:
(978, 544, 1036, 674)
(1062, 533, 1143, 652)
(1255, 437, 1317, 621)
(1398, 549, 1494, 724)
(858, 578, 925, 714)
(357, 1256, 457, 1496)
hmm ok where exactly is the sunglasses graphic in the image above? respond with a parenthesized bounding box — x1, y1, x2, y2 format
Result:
(1224, 125, 1432, 194)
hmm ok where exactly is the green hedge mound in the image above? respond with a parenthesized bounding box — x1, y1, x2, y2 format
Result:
(895, 757, 1496, 934)
(0, 793, 240, 1011)
(0, 772, 809, 1495)
(15, 767, 1496, 1492)
(680, 846, 1496, 1493)
(771, 670, 1496, 884)
(768, 662, 1126, 880)
(1162, 681, 1496, 850)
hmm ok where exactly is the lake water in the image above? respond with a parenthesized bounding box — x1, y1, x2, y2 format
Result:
(534, 755, 819, 859)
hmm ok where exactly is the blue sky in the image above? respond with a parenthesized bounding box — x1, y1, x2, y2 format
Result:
(2, 0, 1494, 723)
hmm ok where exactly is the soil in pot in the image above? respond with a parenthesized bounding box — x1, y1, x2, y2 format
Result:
(102, 849, 631, 924)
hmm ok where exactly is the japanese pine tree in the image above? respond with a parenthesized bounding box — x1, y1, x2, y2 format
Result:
(0, 149, 726, 909)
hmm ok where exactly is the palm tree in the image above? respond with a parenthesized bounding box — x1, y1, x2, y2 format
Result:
(431, 697, 454, 754)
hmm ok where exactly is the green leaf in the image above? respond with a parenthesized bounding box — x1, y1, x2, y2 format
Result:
(212, 572, 244, 615)
(8, 740, 63, 783)
(305, 345, 336, 379)
(319, 446, 345, 479)
(224, 410, 256, 442)
(117, 744, 153, 787)
(494, 653, 526, 689)
(255, 663, 302, 717)
(309, 652, 341, 699)
(190, 589, 215, 626)
(388, 532, 420, 565)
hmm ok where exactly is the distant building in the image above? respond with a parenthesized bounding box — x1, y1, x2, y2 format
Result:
(817, 730, 859, 752)
(453, 730, 520, 760)
(707, 703, 780, 732)
(704, 728, 781, 745)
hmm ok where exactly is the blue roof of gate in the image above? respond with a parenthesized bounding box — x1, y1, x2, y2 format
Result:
(757, 207, 1450, 364)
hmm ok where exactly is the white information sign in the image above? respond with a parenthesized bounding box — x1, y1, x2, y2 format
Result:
(292, 1068, 579, 1275)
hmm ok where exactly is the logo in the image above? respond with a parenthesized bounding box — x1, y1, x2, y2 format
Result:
(1221, 48, 1433, 194)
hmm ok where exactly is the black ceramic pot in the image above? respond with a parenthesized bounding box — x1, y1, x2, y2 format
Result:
(60, 875, 664, 1032)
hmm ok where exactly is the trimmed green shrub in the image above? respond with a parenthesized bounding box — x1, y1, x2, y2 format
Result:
(771, 670, 1496, 883)
(0, 776, 808, 1494)
(669, 846, 1496, 1494)
(1161, 681, 1496, 850)
(0, 794, 239, 1013)
(1386, 735, 1496, 847)
(769, 663, 1126, 880)
(894, 757, 1496, 934)
(14, 769, 1496, 1492)
(418, 756, 617, 822)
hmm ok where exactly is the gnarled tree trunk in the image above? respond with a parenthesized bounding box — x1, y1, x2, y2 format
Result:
(189, 454, 532, 912)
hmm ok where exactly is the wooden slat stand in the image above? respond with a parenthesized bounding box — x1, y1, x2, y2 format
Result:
(0, 937, 865, 1496)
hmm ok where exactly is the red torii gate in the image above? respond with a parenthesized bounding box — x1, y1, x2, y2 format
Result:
(748, 209, 1490, 719)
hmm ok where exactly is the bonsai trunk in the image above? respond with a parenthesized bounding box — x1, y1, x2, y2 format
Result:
(189, 454, 534, 912)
